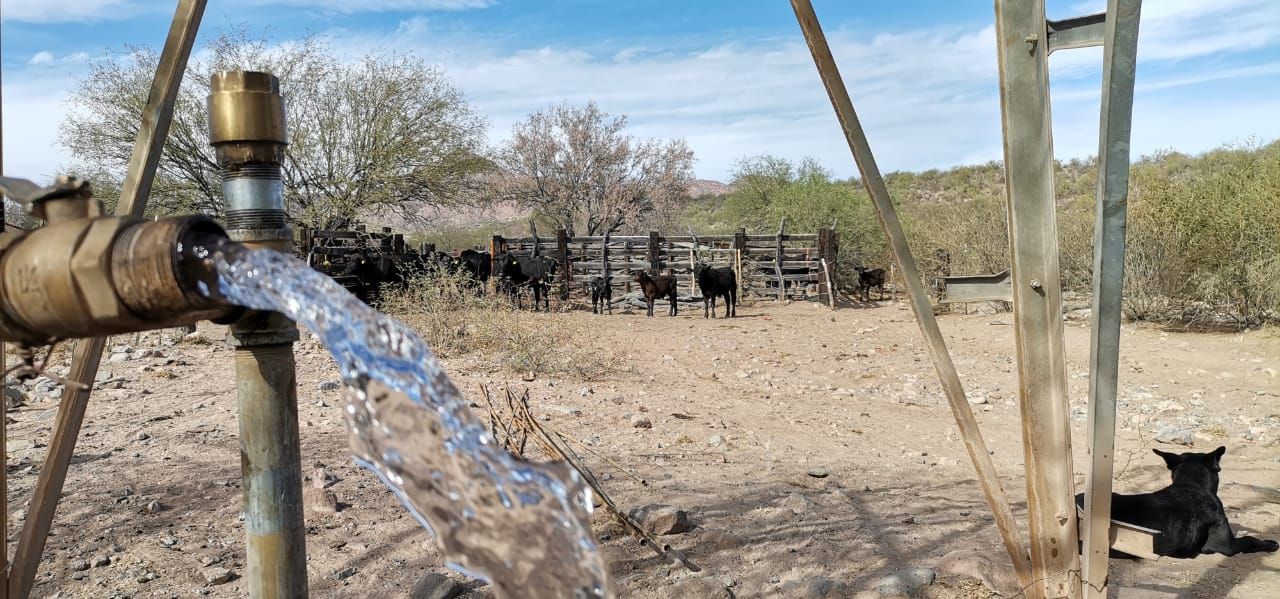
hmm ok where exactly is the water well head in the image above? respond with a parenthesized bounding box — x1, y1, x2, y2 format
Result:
(207, 70, 290, 240)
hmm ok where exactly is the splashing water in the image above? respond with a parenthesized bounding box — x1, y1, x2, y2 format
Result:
(211, 246, 609, 598)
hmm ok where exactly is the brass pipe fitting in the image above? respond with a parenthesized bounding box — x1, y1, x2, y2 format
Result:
(208, 70, 290, 239)
(0, 213, 235, 345)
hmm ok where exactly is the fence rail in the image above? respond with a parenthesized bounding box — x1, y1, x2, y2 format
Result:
(492, 224, 838, 303)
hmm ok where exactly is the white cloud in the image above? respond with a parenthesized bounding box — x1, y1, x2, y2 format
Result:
(5, 0, 139, 23)
(26, 51, 91, 66)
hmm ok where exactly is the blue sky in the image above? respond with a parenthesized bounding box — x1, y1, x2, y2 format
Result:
(3, 0, 1279, 183)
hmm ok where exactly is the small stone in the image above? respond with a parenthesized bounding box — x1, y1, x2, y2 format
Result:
(781, 576, 848, 598)
(874, 567, 935, 597)
(901, 515, 916, 524)
(70, 559, 90, 572)
(144, 500, 163, 514)
(108, 353, 131, 364)
(71, 571, 88, 581)
(138, 570, 158, 583)
(92, 555, 112, 568)
(4, 386, 25, 410)
(202, 567, 234, 585)
(806, 467, 829, 479)
(160, 535, 179, 547)
(1154, 425, 1194, 446)
(135, 431, 151, 441)
(304, 486, 340, 515)
(629, 504, 691, 535)
(330, 566, 358, 581)
(409, 572, 463, 599)
(708, 435, 724, 447)
(630, 415, 652, 429)
(318, 380, 341, 392)
(968, 395, 989, 405)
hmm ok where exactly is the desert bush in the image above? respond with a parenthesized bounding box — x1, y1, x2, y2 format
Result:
(379, 266, 619, 378)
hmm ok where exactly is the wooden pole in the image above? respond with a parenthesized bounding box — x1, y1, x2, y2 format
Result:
(993, 1, 1082, 596)
(821, 258, 836, 309)
(556, 228, 570, 301)
(790, 1, 1035, 591)
(9, 3, 207, 597)
(733, 228, 747, 298)
(775, 217, 787, 300)
(1083, 2, 1142, 597)
(647, 231, 661, 275)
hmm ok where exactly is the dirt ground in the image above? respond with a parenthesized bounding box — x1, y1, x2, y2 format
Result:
(5, 297, 1278, 598)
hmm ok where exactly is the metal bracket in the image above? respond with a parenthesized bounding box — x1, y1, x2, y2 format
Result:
(937, 269, 1013, 304)
(1047, 13, 1107, 54)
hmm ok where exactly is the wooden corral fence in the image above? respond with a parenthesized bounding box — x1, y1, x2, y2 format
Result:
(296, 224, 429, 293)
(489, 222, 839, 305)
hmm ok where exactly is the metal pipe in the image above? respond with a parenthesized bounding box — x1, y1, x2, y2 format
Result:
(788, 0, 1036, 590)
(208, 70, 308, 599)
(1082, 2, 1142, 597)
(993, 1, 1082, 597)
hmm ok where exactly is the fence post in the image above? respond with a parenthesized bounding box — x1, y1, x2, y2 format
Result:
(648, 231, 661, 275)
(733, 228, 747, 298)
(556, 228, 570, 301)
(775, 217, 787, 300)
(489, 235, 504, 295)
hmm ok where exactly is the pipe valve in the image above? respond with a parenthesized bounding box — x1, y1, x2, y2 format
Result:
(0, 175, 236, 345)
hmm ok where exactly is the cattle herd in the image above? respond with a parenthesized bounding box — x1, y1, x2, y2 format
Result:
(330, 246, 887, 317)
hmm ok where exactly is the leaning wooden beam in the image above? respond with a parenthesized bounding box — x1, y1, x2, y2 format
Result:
(993, 1, 1082, 597)
(7, 2, 206, 596)
(1082, 2, 1142, 597)
(789, 0, 1034, 590)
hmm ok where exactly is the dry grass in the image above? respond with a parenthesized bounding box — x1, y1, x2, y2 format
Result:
(379, 266, 621, 379)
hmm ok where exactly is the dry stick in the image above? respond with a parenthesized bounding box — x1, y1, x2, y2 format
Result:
(790, 0, 1034, 590)
(506, 390, 694, 571)
(556, 432, 648, 487)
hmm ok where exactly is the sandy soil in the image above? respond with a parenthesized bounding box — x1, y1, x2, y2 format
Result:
(5, 298, 1278, 598)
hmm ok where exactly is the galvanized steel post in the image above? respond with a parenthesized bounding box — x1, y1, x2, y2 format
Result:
(1082, 2, 1142, 597)
(208, 70, 309, 599)
(993, 1, 1082, 597)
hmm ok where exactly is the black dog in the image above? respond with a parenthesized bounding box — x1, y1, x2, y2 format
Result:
(1077, 447, 1278, 558)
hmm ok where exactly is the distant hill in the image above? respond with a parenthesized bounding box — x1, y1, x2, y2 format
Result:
(687, 179, 730, 197)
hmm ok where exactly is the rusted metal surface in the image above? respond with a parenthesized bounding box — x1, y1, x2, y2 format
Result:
(789, 0, 1035, 590)
(236, 343, 308, 599)
(937, 270, 1013, 304)
(1083, 2, 1143, 597)
(993, 1, 1082, 596)
(8, 2, 208, 594)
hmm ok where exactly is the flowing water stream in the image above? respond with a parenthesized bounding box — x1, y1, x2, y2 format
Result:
(206, 245, 609, 598)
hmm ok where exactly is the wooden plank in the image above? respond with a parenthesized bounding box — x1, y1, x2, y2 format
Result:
(791, 0, 1035, 591)
(994, 1, 1081, 596)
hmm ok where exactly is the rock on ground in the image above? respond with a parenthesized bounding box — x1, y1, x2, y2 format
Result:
(629, 504, 691, 535)
(936, 549, 1020, 596)
(409, 572, 464, 599)
(873, 567, 935, 597)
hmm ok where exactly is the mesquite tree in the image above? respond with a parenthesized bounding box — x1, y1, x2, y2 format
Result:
(60, 28, 490, 229)
(493, 101, 694, 237)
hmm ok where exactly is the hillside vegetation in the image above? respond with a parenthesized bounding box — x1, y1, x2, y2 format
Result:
(680, 140, 1280, 329)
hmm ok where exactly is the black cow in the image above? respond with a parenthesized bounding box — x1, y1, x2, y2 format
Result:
(495, 252, 558, 311)
(456, 249, 491, 290)
(589, 276, 613, 314)
(693, 262, 736, 318)
(340, 249, 397, 305)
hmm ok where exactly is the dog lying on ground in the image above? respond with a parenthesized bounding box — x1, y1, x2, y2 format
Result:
(1077, 446, 1278, 558)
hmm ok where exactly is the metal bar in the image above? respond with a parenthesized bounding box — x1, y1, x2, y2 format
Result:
(993, 1, 1081, 597)
(1082, 2, 1142, 597)
(7, 3, 205, 597)
(1047, 13, 1107, 53)
(938, 270, 1013, 304)
(789, 0, 1035, 590)
(237, 344, 308, 598)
